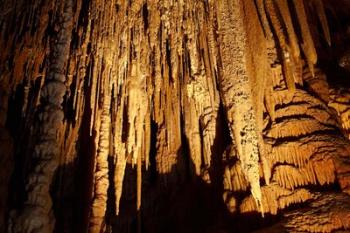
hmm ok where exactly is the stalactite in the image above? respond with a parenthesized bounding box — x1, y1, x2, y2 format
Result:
(113, 2, 129, 215)
(275, 0, 300, 60)
(255, 0, 274, 40)
(229, 161, 249, 192)
(312, 0, 331, 46)
(259, 43, 350, 215)
(265, 78, 349, 195)
(266, 118, 335, 139)
(269, 136, 342, 168)
(184, 58, 219, 176)
(86, 0, 122, 228)
(240, 184, 313, 215)
(216, 0, 263, 214)
(293, 0, 318, 76)
(272, 159, 335, 190)
(8, 0, 73, 232)
(183, 1, 205, 177)
(114, 150, 126, 215)
(273, 105, 338, 128)
(127, 68, 149, 166)
(265, 0, 296, 90)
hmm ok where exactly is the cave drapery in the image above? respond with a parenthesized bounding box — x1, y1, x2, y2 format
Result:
(1, 0, 350, 232)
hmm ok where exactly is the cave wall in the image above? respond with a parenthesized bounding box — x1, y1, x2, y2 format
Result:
(1, 0, 350, 233)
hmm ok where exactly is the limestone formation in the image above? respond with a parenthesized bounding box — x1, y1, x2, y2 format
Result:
(1, 0, 350, 233)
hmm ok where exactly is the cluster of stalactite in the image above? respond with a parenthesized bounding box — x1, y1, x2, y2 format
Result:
(1, 0, 350, 233)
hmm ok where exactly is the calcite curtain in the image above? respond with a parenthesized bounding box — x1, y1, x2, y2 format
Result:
(1, 0, 350, 232)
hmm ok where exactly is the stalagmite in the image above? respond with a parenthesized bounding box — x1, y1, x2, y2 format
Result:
(89, 87, 111, 233)
(8, 1, 73, 232)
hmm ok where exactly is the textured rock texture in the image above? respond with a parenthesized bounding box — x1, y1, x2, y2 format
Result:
(1, 0, 350, 232)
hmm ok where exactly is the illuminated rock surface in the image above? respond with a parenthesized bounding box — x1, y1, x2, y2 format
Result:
(1, 0, 350, 232)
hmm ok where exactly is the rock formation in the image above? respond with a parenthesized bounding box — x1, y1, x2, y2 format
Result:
(1, 0, 350, 232)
